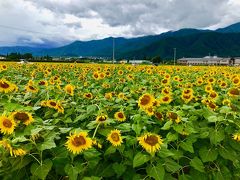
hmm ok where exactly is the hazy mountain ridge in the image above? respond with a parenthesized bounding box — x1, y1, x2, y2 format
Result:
(1, 22, 240, 59)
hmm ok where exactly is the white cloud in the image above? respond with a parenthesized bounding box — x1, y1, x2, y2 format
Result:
(0, 0, 239, 47)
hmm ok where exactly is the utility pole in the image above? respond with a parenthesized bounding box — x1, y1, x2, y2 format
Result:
(173, 48, 176, 65)
(112, 38, 115, 64)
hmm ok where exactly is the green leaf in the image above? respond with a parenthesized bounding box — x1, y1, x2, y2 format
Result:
(133, 152, 150, 168)
(209, 130, 225, 145)
(199, 147, 218, 162)
(132, 123, 142, 135)
(64, 164, 79, 180)
(180, 141, 194, 153)
(190, 157, 205, 173)
(166, 132, 178, 142)
(104, 146, 116, 156)
(164, 158, 182, 172)
(146, 163, 165, 180)
(161, 121, 173, 130)
(30, 159, 53, 180)
(112, 163, 126, 177)
(87, 105, 97, 114)
(37, 138, 56, 151)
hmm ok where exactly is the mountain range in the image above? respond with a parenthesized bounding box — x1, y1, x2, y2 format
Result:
(1, 22, 240, 59)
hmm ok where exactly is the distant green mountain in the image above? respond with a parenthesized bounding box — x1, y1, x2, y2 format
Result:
(1, 22, 240, 60)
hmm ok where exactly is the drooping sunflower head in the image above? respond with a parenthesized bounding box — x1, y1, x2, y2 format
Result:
(228, 88, 240, 97)
(114, 112, 126, 122)
(0, 116, 16, 135)
(65, 132, 92, 154)
(167, 112, 181, 123)
(138, 133, 163, 154)
(138, 93, 155, 109)
(11, 111, 34, 126)
(96, 114, 108, 123)
(107, 129, 123, 146)
(232, 133, 240, 142)
(64, 84, 75, 96)
(155, 112, 164, 121)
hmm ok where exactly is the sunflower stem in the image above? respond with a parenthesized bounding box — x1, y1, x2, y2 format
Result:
(92, 123, 100, 139)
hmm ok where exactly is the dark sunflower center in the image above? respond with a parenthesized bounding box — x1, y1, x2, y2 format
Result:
(183, 95, 191, 99)
(39, 81, 46, 85)
(72, 136, 86, 146)
(230, 89, 239, 95)
(29, 86, 35, 90)
(3, 118, 12, 128)
(184, 90, 190, 94)
(86, 94, 91, 98)
(145, 135, 158, 146)
(140, 95, 151, 105)
(209, 102, 216, 109)
(233, 79, 239, 84)
(98, 116, 107, 121)
(117, 113, 124, 119)
(210, 92, 217, 98)
(94, 74, 98, 78)
(0, 82, 10, 89)
(162, 96, 169, 101)
(50, 102, 57, 106)
(14, 112, 29, 122)
(155, 112, 163, 120)
(169, 112, 178, 119)
(111, 133, 120, 142)
(162, 79, 168, 83)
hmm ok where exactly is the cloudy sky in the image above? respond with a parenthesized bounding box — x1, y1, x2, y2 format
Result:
(0, 0, 239, 47)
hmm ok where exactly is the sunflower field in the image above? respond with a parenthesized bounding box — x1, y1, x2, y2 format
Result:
(0, 62, 240, 180)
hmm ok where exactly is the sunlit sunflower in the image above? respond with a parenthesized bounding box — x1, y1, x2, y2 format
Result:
(160, 95, 172, 104)
(114, 111, 126, 122)
(207, 101, 218, 111)
(0, 116, 16, 135)
(161, 87, 172, 96)
(205, 84, 213, 93)
(65, 84, 75, 96)
(107, 129, 123, 146)
(92, 72, 100, 80)
(138, 93, 155, 109)
(12, 148, 27, 157)
(232, 133, 240, 142)
(65, 131, 92, 154)
(208, 90, 218, 100)
(228, 88, 240, 97)
(25, 84, 39, 93)
(232, 76, 240, 86)
(0, 79, 16, 93)
(181, 93, 194, 103)
(220, 81, 228, 88)
(105, 92, 113, 100)
(84, 92, 93, 99)
(38, 80, 48, 86)
(96, 114, 108, 123)
(46, 100, 58, 109)
(144, 107, 154, 116)
(222, 99, 231, 106)
(11, 111, 34, 125)
(138, 133, 163, 154)
(57, 102, 64, 114)
(167, 112, 181, 123)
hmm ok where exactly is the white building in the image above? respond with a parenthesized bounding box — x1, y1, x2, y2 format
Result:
(0, 56, 6, 60)
(177, 56, 234, 66)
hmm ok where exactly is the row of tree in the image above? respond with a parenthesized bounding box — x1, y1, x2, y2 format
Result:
(2, 53, 52, 61)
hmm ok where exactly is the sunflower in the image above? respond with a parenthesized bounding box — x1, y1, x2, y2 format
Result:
(181, 94, 193, 103)
(92, 139, 102, 149)
(167, 112, 181, 123)
(205, 84, 213, 93)
(84, 93, 93, 99)
(114, 112, 126, 122)
(228, 88, 240, 97)
(105, 92, 113, 100)
(66, 131, 92, 154)
(0, 79, 16, 93)
(144, 107, 154, 116)
(161, 87, 172, 96)
(46, 100, 58, 110)
(12, 148, 27, 157)
(160, 95, 172, 104)
(138, 133, 163, 154)
(138, 93, 155, 109)
(96, 114, 108, 123)
(207, 101, 218, 111)
(65, 84, 75, 96)
(93, 72, 100, 80)
(220, 81, 228, 88)
(11, 111, 34, 125)
(0, 116, 16, 135)
(232, 77, 240, 86)
(155, 112, 164, 121)
(38, 80, 48, 86)
(208, 90, 218, 100)
(107, 129, 123, 146)
(232, 133, 240, 142)
(25, 84, 39, 93)
(222, 99, 231, 106)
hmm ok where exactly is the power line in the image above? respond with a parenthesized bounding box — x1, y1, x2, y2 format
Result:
(0, 24, 55, 36)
